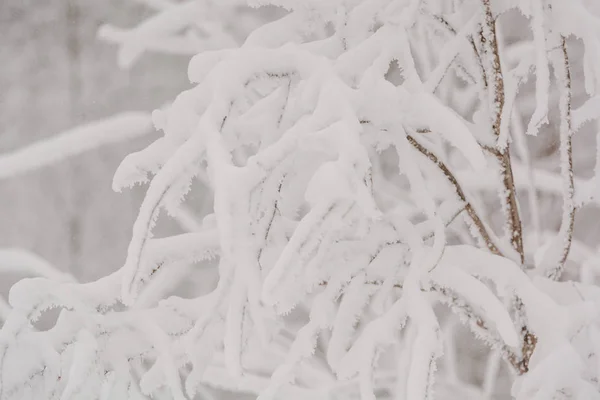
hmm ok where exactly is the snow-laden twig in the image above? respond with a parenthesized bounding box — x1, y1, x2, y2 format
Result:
(0, 112, 153, 180)
(525, 0, 550, 138)
(538, 36, 575, 280)
(97, 1, 239, 68)
(0, 248, 74, 282)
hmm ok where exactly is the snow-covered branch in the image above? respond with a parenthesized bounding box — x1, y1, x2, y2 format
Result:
(0, 112, 153, 180)
(4, 0, 600, 399)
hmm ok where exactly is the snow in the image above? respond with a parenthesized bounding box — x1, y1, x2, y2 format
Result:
(430, 265, 519, 348)
(0, 112, 153, 180)
(0, 249, 74, 283)
(525, 0, 550, 138)
(404, 90, 487, 171)
(98, 1, 231, 69)
(327, 272, 376, 371)
(5, 0, 600, 399)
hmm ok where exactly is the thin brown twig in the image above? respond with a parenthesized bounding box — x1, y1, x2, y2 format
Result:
(547, 36, 575, 280)
(411, 136, 528, 370)
(415, 131, 536, 375)
(429, 6, 523, 264)
(508, 298, 537, 374)
(480, 0, 524, 265)
(407, 134, 502, 256)
(471, 1, 533, 375)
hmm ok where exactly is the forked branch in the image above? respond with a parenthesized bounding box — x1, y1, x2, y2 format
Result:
(479, 0, 524, 265)
(407, 133, 502, 256)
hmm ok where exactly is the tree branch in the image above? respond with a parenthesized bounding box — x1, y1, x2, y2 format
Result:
(476, 1, 534, 375)
(407, 133, 502, 256)
(547, 36, 575, 280)
(479, 0, 525, 265)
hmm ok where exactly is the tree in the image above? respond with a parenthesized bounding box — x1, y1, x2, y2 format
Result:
(2, 0, 600, 399)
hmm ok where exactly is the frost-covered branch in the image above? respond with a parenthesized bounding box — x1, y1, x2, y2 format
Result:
(4, 1, 600, 399)
(479, 0, 524, 264)
(538, 36, 575, 280)
(407, 132, 502, 255)
(0, 112, 153, 180)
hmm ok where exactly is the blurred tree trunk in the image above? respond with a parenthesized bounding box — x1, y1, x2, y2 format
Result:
(65, 0, 83, 273)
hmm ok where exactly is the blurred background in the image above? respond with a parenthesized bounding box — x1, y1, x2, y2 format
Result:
(0, 1, 191, 283)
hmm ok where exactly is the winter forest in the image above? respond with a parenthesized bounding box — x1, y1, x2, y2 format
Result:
(4, 0, 600, 399)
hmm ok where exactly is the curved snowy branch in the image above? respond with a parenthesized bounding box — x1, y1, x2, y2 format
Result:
(0, 112, 153, 180)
